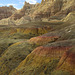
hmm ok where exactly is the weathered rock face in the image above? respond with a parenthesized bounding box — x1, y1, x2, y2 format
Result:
(62, 11, 75, 22)
(10, 1, 35, 20)
(0, 6, 16, 20)
(55, 47, 75, 75)
(0, 0, 75, 25)
(51, 0, 75, 20)
(0, 0, 75, 75)
(0, 12, 75, 75)
(9, 0, 65, 20)
(31, 0, 75, 19)
(50, 0, 63, 15)
(9, 40, 75, 75)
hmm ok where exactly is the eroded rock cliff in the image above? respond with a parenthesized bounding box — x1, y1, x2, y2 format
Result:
(0, 6, 16, 20)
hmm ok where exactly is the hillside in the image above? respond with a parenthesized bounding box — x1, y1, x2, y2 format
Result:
(0, 6, 16, 20)
(0, 0, 75, 25)
(0, 0, 75, 75)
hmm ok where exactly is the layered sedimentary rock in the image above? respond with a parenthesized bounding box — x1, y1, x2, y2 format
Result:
(32, 0, 75, 19)
(0, 40, 38, 75)
(0, 0, 75, 25)
(0, 0, 75, 75)
(10, 1, 35, 20)
(9, 39, 75, 75)
(62, 11, 75, 22)
(52, 47, 75, 75)
(0, 6, 16, 20)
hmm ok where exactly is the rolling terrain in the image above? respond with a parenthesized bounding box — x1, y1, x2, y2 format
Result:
(0, 0, 75, 75)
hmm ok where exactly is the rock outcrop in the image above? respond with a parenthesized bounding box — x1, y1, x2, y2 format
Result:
(53, 47, 75, 75)
(0, 0, 75, 25)
(62, 11, 75, 22)
(9, 39, 75, 75)
(0, 6, 16, 20)
(31, 0, 75, 19)
(10, 1, 35, 20)
(0, 0, 75, 75)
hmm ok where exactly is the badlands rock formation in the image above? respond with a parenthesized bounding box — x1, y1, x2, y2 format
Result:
(10, 1, 35, 20)
(0, 0, 75, 75)
(0, 0, 75, 25)
(0, 6, 16, 20)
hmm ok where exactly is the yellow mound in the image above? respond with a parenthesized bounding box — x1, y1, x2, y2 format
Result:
(62, 11, 75, 22)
